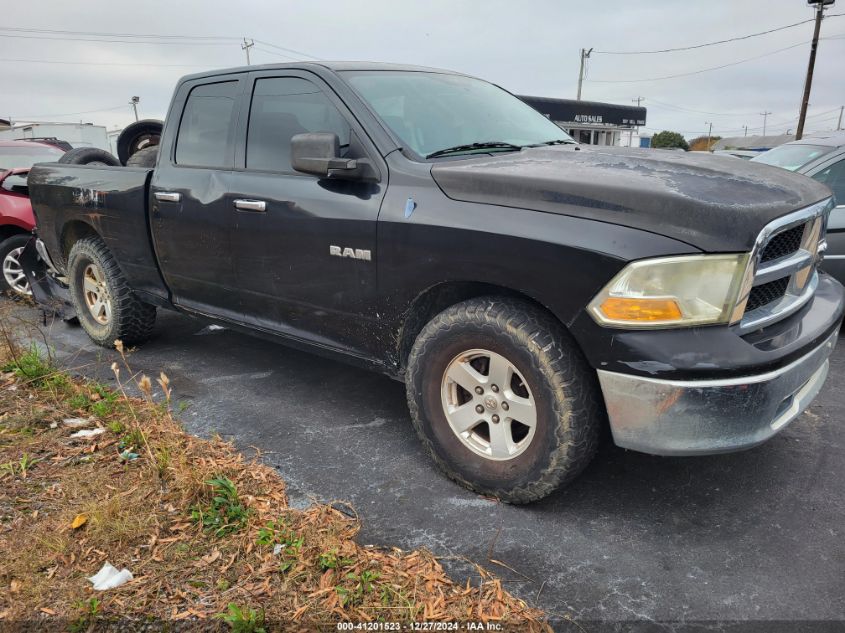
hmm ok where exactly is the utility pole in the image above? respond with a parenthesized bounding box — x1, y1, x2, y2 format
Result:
(837, 105, 844, 130)
(129, 96, 139, 122)
(241, 38, 254, 65)
(705, 121, 713, 151)
(760, 111, 772, 136)
(796, 0, 834, 140)
(576, 48, 592, 100)
(743, 124, 748, 137)
(630, 97, 644, 147)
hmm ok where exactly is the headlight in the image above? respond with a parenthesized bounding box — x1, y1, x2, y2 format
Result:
(588, 254, 751, 328)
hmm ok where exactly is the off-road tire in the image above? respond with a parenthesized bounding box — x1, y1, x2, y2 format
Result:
(125, 146, 159, 168)
(58, 147, 121, 166)
(406, 296, 602, 504)
(67, 236, 156, 347)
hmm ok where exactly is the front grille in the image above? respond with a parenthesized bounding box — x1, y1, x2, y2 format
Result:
(760, 224, 804, 262)
(738, 199, 832, 330)
(746, 277, 789, 312)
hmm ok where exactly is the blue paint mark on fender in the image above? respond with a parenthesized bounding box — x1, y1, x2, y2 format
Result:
(404, 197, 417, 219)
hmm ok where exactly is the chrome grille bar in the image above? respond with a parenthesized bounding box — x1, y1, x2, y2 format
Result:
(735, 198, 834, 332)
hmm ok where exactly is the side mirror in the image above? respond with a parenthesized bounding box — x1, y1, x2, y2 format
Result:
(291, 132, 378, 181)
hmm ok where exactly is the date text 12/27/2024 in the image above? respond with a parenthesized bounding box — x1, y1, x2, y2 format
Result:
(336, 622, 504, 631)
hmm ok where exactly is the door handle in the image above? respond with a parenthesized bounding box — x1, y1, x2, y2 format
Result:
(154, 192, 181, 202)
(234, 199, 267, 212)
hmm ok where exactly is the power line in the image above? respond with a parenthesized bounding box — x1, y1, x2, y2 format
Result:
(645, 98, 761, 117)
(0, 26, 321, 60)
(11, 104, 128, 118)
(587, 35, 845, 84)
(0, 33, 233, 46)
(0, 57, 210, 68)
(644, 100, 842, 123)
(253, 47, 301, 62)
(252, 39, 321, 60)
(0, 26, 240, 40)
(593, 14, 844, 54)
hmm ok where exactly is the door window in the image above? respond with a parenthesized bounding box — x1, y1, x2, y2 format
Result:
(811, 158, 845, 206)
(246, 77, 350, 173)
(175, 81, 239, 168)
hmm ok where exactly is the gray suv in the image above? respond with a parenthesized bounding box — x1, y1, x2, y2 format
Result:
(752, 132, 845, 283)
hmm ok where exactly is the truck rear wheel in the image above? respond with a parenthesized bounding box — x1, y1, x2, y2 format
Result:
(67, 236, 156, 347)
(405, 296, 602, 504)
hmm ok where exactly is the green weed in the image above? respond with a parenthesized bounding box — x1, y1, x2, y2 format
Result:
(191, 476, 250, 537)
(317, 548, 354, 571)
(256, 516, 303, 573)
(336, 570, 380, 606)
(2, 345, 51, 383)
(67, 393, 91, 411)
(119, 428, 145, 452)
(215, 602, 265, 633)
(1, 452, 40, 477)
(69, 597, 100, 632)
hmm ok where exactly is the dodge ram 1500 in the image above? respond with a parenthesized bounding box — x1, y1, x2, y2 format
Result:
(25, 62, 844, 503)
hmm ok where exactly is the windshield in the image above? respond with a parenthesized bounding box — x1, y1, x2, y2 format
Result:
(343, 71, 573, 158)
(750, 143, 833, 171)
(0, 144, 65, 171)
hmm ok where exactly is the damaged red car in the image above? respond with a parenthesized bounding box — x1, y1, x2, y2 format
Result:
(0, 139, 65, 296)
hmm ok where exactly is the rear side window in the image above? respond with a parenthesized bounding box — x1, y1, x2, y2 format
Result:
(176, 81, 239, 168)
(246, 77, 350, 172)
(812, 158, 845, 206)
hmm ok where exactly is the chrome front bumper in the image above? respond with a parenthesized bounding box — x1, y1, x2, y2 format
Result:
(597, 328, 839, 455)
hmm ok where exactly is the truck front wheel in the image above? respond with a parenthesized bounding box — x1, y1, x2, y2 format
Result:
(405, 297, 602, 503)
(67, 236, 156, 347)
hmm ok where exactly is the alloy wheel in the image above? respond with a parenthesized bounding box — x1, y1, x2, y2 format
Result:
(2, 247, 31, 296)
(82, 263, 112, 325)
(440, 348, 537, 461)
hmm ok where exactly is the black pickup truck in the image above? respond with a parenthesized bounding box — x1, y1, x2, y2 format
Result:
(25, 62, 843, 503)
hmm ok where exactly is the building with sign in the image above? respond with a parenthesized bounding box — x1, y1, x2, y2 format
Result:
(518, 96, 647, 147)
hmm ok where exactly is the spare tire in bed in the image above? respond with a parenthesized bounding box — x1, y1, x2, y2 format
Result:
(125, 145, 159, 168)
(117, 119, 163, 165)
(58, 147, 121, 166)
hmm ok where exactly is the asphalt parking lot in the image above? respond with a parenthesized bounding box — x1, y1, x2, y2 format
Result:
(11, 303, 845, 628)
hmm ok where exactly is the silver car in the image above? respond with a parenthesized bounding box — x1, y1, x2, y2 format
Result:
(752, 131, 845, 284)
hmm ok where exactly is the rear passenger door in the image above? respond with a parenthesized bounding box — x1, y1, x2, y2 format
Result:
(226, 70, 387, 356)
(150, 75, 246, 321)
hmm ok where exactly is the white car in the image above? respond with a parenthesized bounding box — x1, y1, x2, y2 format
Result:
(752, 132, 845, 285)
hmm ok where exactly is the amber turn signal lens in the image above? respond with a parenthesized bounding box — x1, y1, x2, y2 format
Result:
(599, 297, 683, 322)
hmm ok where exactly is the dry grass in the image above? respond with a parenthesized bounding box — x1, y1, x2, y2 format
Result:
(0, 308, 550, 631)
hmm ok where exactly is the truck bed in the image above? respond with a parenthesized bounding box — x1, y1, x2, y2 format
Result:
(27, 162, 169, 302)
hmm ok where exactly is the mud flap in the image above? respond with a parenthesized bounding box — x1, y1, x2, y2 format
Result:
(19, 237, 77, 321)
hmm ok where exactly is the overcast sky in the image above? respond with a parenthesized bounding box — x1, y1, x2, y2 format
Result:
(3, 0, 844, 140)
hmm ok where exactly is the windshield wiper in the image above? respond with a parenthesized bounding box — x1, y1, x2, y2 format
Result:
(529, 139, 577, 147)
(426, 141, 523, 159)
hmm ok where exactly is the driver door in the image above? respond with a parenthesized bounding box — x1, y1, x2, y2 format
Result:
(225, 70, 387, 356)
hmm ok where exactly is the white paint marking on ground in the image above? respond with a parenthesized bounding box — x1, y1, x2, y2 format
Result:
(200, 369, 274, 384)
(193, 325, 227, 336)
(335, 417, 388, 430)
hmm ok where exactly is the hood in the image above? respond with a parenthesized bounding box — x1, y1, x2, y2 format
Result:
(430, 145, 832, 252)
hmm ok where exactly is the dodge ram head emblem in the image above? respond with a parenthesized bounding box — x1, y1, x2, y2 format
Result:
(330, 245, 372, 261)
